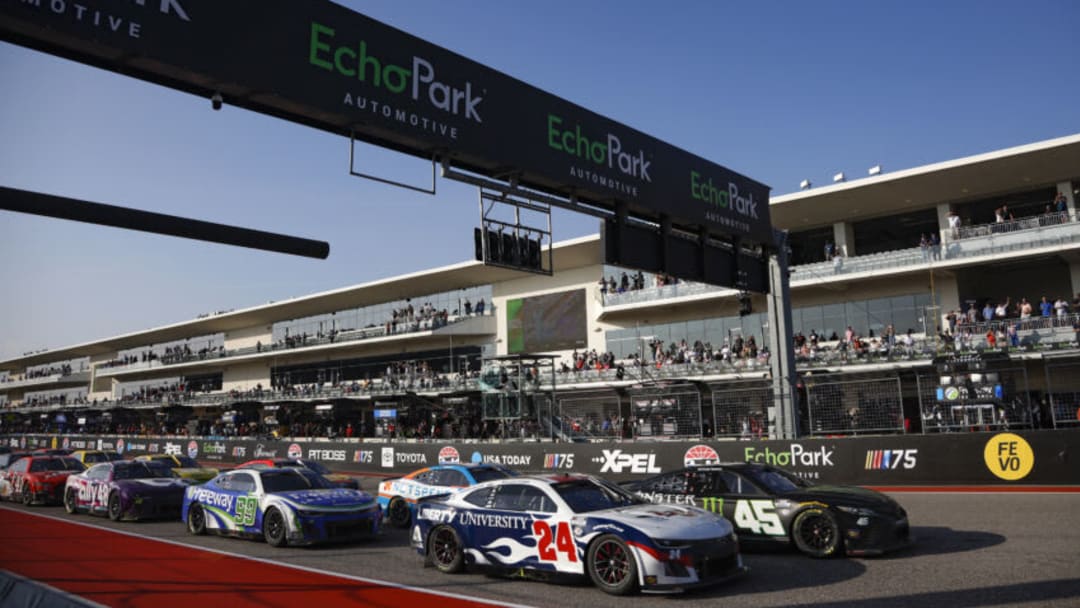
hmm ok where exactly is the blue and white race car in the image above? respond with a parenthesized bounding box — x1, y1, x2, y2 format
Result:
(378, 463, 517, 528)
(412, 474, 747, 595)
(182, 467, 381, 547)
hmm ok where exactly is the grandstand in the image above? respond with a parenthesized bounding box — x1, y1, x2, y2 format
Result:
(3, 134, 1080, 443)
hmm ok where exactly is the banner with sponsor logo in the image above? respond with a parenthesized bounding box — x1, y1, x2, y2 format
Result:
(7, 431, 1078, 485)
(0, 0, 771, 244)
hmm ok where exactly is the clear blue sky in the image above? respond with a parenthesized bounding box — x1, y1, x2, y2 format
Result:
(2, 0, 1078, 362)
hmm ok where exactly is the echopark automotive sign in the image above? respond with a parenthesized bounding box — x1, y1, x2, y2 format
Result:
(0, 0, 771, 243)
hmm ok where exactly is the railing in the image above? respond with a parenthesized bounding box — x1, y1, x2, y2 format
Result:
(601, 214, 1080, 307)
(0, 371, 91, 391)
(95, 312, 494, 375)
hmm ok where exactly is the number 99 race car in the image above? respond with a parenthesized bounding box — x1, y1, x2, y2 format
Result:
(182, 467, 381, 547)
(623, 463, 912, 557)
(412, 474, 747, 595)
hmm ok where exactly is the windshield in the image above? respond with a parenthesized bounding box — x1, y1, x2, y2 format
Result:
(471, 467, 516, 484)
(260, 469, 333, 493)
(30, 458, 84, 472)
(297, 460, 329, 474)
(553, 478, 643, 513)
(82, 453, 109, 464)
(745, 467, 812, 493)
(173, 455, 199, 468)
(114, 462, 178, 480)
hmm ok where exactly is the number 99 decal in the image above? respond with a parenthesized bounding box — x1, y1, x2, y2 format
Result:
(733, 499, 785, 536)
(235, 496, 258, 526)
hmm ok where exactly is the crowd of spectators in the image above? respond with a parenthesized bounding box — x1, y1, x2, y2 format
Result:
(1, 363, 80, 383)
(599, 270, 680, 295)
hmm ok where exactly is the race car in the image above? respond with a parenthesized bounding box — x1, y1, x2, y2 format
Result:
(134, 454, 218, 482)
(3, 455, 85, 505)
(412, 474, 747, 595)
(64, 460, 191, 520)
(378, 463, 517, 528)
(182, 467, 381, 547)
(69, 450, 125, 467)
(236, 458, 360, 489)
(622, 463, 912, 557)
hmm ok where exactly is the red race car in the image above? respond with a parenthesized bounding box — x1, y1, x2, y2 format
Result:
(4, 455, 85, 505)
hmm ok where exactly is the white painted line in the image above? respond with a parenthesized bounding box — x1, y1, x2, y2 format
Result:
(0, 505, 535, 608)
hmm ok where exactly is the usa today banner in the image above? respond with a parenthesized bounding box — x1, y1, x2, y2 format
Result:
(9, 431, 1078, 486)
(0, 0, 771, 244)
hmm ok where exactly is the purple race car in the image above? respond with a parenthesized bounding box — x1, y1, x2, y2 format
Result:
(64, 460, 192, 521)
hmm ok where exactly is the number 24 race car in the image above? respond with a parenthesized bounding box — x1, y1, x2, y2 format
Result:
(412, 474, 747, 595)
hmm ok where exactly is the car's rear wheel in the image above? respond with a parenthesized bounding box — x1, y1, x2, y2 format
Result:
(429, 525, 465, 573)
(107, 492, 123, 521)
(587, 534, 638, 595)
(264, 507, 288, 547)
(388, 496, 411, 528)
(792, 507, 841, 558)
(20, 482, 33, 506)
(187, 505, 207, 535)
(64, 488, 79, 514)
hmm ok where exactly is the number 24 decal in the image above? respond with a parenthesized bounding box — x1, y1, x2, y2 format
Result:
(532, 521, 578, 562)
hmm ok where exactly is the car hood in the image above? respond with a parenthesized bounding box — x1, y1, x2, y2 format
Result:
(782, 485, 900, 511)
(276, 488, 376, 509)
(591, 503, 733, 539)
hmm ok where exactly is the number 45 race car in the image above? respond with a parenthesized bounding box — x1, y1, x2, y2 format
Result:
(623, 463, 912, 557)
(412, 474, 747, 595)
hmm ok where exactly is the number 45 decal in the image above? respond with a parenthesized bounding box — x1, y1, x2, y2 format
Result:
(733, 499, 784, 536)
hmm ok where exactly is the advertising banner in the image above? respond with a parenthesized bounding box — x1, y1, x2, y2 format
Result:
(0, 0, 772, 243)
(9, 431, 1077, 486)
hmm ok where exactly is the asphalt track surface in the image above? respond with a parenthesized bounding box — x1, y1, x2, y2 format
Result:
(2, 489, 1079, 608)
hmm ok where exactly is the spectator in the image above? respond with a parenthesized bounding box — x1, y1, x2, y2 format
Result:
(920, 234, 930, 261)
(948, 210, 962, 240)
(929, 232, 941, 261)
(1040, 296, 1053, 317)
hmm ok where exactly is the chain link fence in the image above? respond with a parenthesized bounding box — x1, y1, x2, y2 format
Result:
(627, 383, 702, 439)
(1045, 361, 1080, 428)
(802, 374, 904, 435)
(556, 390, 624, 440)
(916, 366, 1034, 432)
(709, 381, 774, 439)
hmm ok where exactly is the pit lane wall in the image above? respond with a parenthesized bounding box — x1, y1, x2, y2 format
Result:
(8, 431, 1078, 486)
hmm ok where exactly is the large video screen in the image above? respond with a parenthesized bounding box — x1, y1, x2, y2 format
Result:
(506, 289, 587, 354)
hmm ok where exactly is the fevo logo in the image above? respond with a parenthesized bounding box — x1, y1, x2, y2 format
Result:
(984, 433, 1034, 481)
(438, 446, 460, 464)
(684, 445, 720, 467)
(287, 443, 303, 460)
(116, 439, 125, 455)
(187, 441, 199, 458)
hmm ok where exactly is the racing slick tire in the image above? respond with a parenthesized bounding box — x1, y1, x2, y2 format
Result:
(107, 492, 123, 521)
(792, 507, 841, 558)
(388, 496, 411, 528)
(20, 481, 33, 506)
(587, 534, 639, 596)
(64, 488, 78, 514)
(264, 507, 288, 547)
(428, 525, 465, 574)
(187, 505, 207, 535)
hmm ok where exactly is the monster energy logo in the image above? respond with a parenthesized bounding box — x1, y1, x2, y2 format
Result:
(700, 496, 724, 513)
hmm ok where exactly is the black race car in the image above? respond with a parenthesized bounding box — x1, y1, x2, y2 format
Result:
(622, 463, 911, 558)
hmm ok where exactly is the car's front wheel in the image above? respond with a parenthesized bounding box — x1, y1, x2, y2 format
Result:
(792, 507, 841, 558)
(428, 525, 465, 573)
(64, 488, 78, 514)
(187, 505, 207, 535)
(264, 507, 288, 547)
(107, 492, 124, 521)
(388, 497, 411, 528)
(20, 481, 33, 506)
(587, 534, 638, 595)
